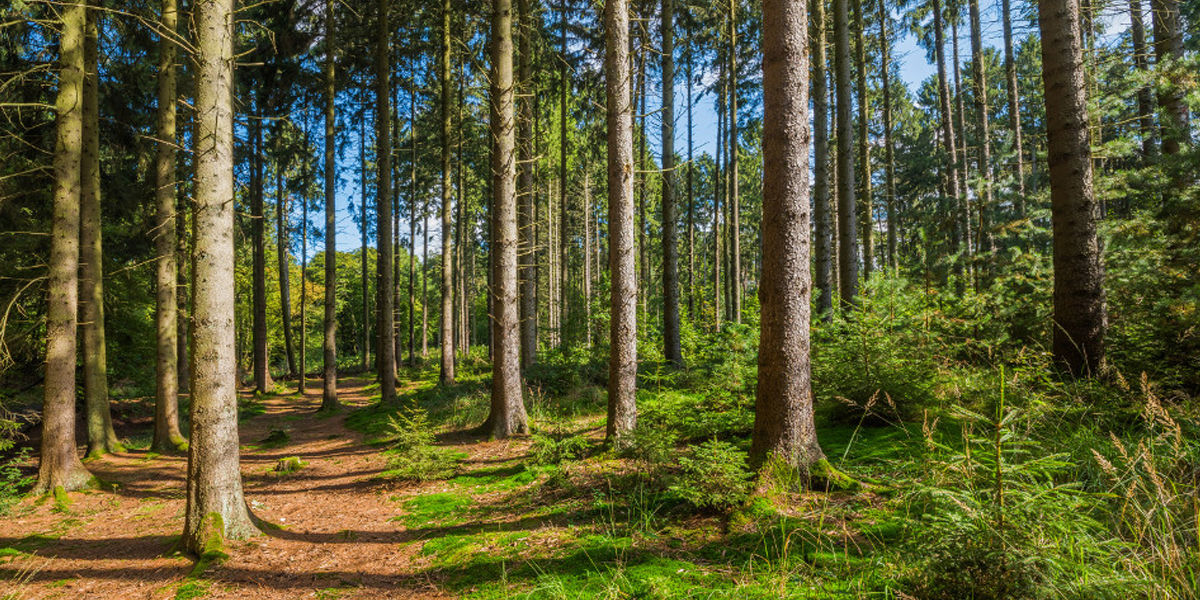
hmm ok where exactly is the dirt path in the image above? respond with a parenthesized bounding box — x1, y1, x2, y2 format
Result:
(0, 377, 498, 600)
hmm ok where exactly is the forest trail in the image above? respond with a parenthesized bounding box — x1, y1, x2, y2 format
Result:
(1, 376, 529, 600)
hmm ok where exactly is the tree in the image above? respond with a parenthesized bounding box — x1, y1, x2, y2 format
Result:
(853, 0, 873, 278)
(932, 0, 963, 273)
(877, 0, 897, 269)
(1151, 0, 1188, 154)
(81, 2, 122, 458)
(481, 0, 528, 438)
(252, 92, 270, 394)
(834, 0, 858, 304)
(276, 138, 296, 379)
(812, 0, 834, 315)
(1001, 0, 1026, 200)
(752, 0, 826, 473)
(967, 0, 992, 254)
(661, 0, 682, 367)
(153, 0, 188, 451)
(605, 0, 637, 445)
(321, 0, 338, 411)
(439, 0, 456, 384)
(1038, 0, 1107, 375)
(184, 0, 257, 553)
(375, 0, 396, 403)
(35, 0, 95, 495)
(727, 0, 741, 324)
(517, 0, 537, 370)
(1128, 0, 1155, 159)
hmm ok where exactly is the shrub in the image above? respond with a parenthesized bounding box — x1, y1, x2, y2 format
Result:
(382, 407, 459, 481)
(530, 433, 590, 465)
(669, 440, 751, 511)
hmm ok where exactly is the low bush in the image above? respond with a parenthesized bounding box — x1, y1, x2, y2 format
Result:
(669, 440, 752, 511)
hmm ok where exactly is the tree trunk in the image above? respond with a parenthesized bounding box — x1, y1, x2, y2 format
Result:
(753, 0, 826, 472)
(439, 0, 456, 384)
(276, 144, 296, 379)
(1000, 0, 1026, 202)
(1039, 0, 1107, 375)
(813, 0, 834, 315)
(605, 0, 637, 445)
(252, 96, 270, 393)
(184, 0, 258, 553)
(878, 0, 897, 270)
(375, 0, 396, 403)
(154, 0, 188, 451)
(714, 63, 723, 328)
(300, 154, 308, 395)
(852, 0, 873, 279)
(559, 0, 570, 347)
(661, 0, 682, 366)
(517, 0, 537, 370)
(1128, 0, 1155, 159)
(728, 0, 741, 324)
(933, 0, 963, 271)
(1151, 0, 1188, 154)
(968, 0, 992, 256)
(483, 0, 528, 438)
(686, 30, 696, 320)
(321, 0, 338, 411)
(36, 0, 95, 495)
(834, 0, 858, 305)
(409, 61, 418, 366)
(80, 3, 121, 458)
(583, 168, 593, 348)
(950, 8, 973, 270)
(359, 99, 369, 372)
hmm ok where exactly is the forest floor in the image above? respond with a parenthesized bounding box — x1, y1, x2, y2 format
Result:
(0, 358, 968, 600)
(0, 374, 555, 600)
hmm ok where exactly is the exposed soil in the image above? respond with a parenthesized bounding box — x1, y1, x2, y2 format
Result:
(0, 377, 523, 600)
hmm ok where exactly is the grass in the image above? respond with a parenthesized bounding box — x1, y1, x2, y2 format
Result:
(342, 338, 1198, 600)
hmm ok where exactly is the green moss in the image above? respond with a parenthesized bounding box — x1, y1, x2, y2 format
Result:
(173, 578, 211, 600)
(258, 428, 290, 449)
(188, 512, 228, 577)
(51, 485, 71, 513)
(392, 492, 474, 528)
(271, 456, 305, 475)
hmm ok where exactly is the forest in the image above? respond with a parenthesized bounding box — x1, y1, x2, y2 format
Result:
(0, 0, 1197, 596)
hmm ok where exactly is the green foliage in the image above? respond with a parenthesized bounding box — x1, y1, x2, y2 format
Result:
(530, 433, 590, 465)
(271, 456, 305, 475)
(669, 440, 752, 511)
(379, 407, 459, 482)
(258, 428, 290, 449)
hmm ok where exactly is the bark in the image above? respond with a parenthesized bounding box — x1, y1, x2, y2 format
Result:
(685, 32, 696, 320)
(714, 65, 723, 328)
(728, 0, 741, 324)
(81, 3, 121, 458)
(1128, 0, 1155, 159)
(852, 0, 873, 278)
(878, 0, 897, 269)
(1000, 0, 1026, 201)
(375, 0, 396, 403)
(184, 0, 258, 553)
(422, 200, 429, 358)
(813, 0, 834, 315)
(409, 61, 417, 366)
(299, 142, 308, 395)
(1151, 0, 1188, 154)
(933, 0, 963, 267)
(154, 0, 188, 451)
(36, 0, 95, 495)
(252, 98, 270, 393)
(359, 104, 369, 372)
(753, 0, 826, 471)
(276, 145, 296, 379)
(834, 0, 858, 305)
(517, 0, 537, 370)
(950, 8, 973, 267)
(321, 0, 338, 411)
(439, 0, 456, 384)
(968, 0, 992, 254)
(605, 0, 637, 445)
(482, 0, 529, 438)
(661, 0, 682, 367)
(558, 0, 570, 347)
(583, 168, 593, 348)
(1039, 0, 1107, 375)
